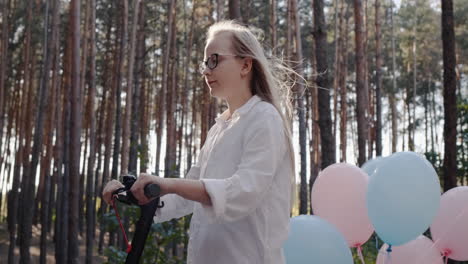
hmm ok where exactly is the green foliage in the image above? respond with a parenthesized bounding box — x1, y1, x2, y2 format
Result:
(455, 0, 468, 66)
(424, 96, 468, 185)
(424, 150, 442, 173)
(457, 97, 468, 182)
(102, 204, 190, 263)
(104, 246, 128, 264)
(350, 234, 384, 263)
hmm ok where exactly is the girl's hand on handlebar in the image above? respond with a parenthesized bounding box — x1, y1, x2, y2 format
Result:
(130, 173, 173, 205)
(102, 180, 125, 205)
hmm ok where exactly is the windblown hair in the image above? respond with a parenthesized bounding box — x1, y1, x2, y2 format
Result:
(207, 20, 299, 206)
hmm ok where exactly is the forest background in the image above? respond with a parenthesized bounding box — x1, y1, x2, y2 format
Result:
(0, 0, 466, 263)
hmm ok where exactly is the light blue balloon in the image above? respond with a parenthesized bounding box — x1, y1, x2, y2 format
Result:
(367, 151, 441, 246)
(361, 156, 385, 177)
(283, 215, 353, 264)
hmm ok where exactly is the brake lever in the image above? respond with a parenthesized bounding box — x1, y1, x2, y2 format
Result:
(112, 187, 134, 205)
(112, 175, 163, 206)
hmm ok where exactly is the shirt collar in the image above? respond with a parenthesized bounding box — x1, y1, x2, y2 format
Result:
(215, 95, 262, 123)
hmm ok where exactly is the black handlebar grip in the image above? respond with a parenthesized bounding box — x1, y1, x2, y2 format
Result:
(144, 184, 161, 198)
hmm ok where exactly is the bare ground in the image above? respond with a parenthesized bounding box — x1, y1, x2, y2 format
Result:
(0, 223, 106, 264)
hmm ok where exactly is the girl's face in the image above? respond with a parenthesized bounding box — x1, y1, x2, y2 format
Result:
(202, 32, 245, 100)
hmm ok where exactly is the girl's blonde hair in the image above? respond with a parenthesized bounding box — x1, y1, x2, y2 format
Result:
(206, 20, 297, 206)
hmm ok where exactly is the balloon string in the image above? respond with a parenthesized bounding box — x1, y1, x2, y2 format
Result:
(385, 245, 392, 264)
(357, 245, 366, 264)
(442, 250, 451, 264)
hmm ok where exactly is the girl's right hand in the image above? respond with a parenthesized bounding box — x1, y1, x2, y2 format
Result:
(102, 180, 125, 205)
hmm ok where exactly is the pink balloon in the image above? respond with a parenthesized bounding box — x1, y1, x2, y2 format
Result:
(430, 186, 468, 261)
(376, 236, 444, 264)
(311, 163, 373, 247)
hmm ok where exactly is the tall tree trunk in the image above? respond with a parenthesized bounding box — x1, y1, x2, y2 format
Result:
(112, 0, 128, 180)
(130, 0, 146, 174)
(109, 0, 128, 248)
(61, 78, 71, 264)
(68, 0, 82, 262)
(201, 84, 211, 146)
(19, 49, 37, 240)
(8, 89, 22, 264)
(182, 0, 196, 175)
(2, 84, 16, 221)
(48, 26, 61, 235)
(432, 85, 439, 152)
(190, 49, 200, 168)
(216, 0, 225, 21)
(286, 0, 292, 71)
(424, 79, 429, 154)
(97, 5, 116, 252)
(353, 0, 368, 166)
(441, 0, 457, 193)
(339, 3, 350, 162)
(405, 72, 411, 151)
(389, 0, 398, 153)
(39, 55, 55, 264)
(121, 0, 140, 174)
(314, 0, 336, 168)
(156, 0, 176, 175)
(93, 83, 106, 202)
(410, 26, 417, 151)
(85, 0, 97, 261)
(0, 0, 10, 170)
(309, 74, 321, 214)
(152, 55, 161, 172)
(375, 0, 382, 156)
(430, 84, 435, 153)
(332, 0, 341, 152)
(56, 32, 72, 264)
(39, 0, 60, 262)
(17, 0, 35, 262)
(8, 70, 30, 264)
(165, 12, 178, 178)
(228, 0, 241, 21)
(53, 36, 66, 263)
(139, 48, 152, 174)
(402, 90, 407, 151)
(78, 0, 91, 236)
(308, 36, 320, 214)
(364, 0, 373, 159)
(270, 0, 277, 54)
(290, 0, 308, 215)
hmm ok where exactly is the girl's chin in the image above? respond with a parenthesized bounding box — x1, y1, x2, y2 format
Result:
(209, 88, 226, 99)
(210, 93, 225, 100)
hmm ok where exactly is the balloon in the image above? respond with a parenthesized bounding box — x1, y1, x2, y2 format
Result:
(367, 151, 441, 246)
(311, 163, 374, 247)
(430, 186, 468, 261)
(283, 215, 353, 264)
(376, 236, 444, 264)
(361, 156, 385, 177)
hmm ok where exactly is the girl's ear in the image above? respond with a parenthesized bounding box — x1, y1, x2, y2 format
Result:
(240, 57, 253, 77)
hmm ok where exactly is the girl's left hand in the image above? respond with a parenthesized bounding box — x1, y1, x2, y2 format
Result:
(130, 173, 173, 205)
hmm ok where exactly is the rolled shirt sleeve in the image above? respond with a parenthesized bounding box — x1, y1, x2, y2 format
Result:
(200, 112, 285, 222)
(154, 165, 201, 223)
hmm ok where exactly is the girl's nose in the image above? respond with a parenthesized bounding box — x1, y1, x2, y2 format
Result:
(201, 66, 211, 76)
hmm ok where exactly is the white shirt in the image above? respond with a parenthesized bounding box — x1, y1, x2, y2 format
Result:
(154, 95, 292, 264)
